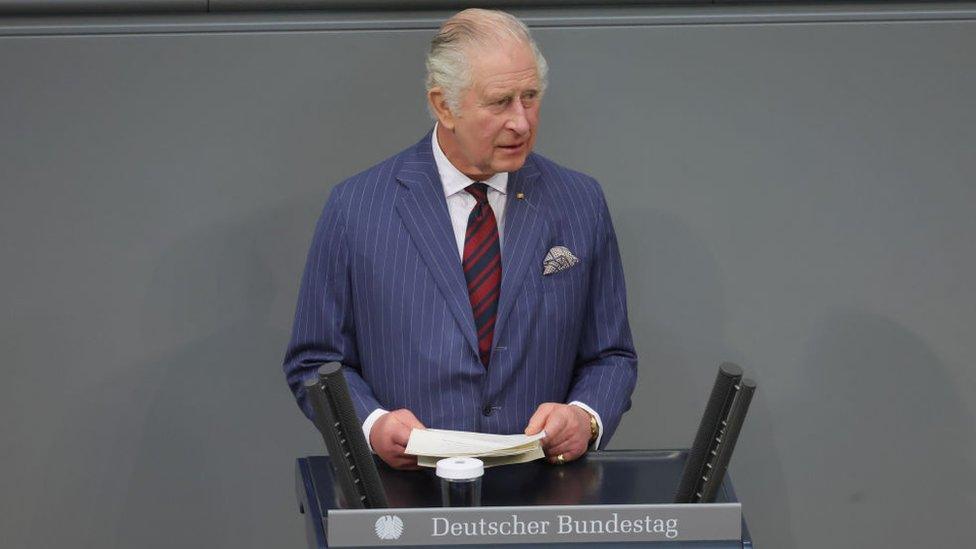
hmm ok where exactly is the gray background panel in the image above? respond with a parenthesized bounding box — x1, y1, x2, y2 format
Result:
(1, 4, 974, 548)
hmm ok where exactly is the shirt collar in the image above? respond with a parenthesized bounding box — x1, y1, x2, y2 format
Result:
(431, 123, 508, 198)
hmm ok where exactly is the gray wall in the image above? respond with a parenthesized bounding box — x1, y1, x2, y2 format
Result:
(2, 4, 974, 548)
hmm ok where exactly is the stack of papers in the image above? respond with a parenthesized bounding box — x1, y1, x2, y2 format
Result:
(405, 428, 547, 468)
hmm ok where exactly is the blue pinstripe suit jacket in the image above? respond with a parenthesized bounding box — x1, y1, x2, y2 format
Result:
(283, 131, 638, 448)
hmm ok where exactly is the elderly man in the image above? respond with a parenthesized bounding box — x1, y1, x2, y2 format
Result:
(283, 9, 637, 469)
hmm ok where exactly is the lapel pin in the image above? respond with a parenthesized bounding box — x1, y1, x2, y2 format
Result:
(516, 192, 525, 200)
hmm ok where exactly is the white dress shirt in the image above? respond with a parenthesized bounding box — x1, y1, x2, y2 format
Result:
(362, 126, 604, 451)
(431, 124, 509, 257)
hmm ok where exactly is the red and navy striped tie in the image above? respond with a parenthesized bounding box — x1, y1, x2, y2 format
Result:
(463, 183, 501, 367)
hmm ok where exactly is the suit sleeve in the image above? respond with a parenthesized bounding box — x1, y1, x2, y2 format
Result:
(282, 184, 383, 423)
(566, 184, 638, 449)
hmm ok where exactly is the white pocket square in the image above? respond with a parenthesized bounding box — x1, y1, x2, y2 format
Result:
(542, 246, 579, 275)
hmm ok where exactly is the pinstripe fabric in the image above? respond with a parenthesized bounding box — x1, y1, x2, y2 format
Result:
(283, 130, 638, 448)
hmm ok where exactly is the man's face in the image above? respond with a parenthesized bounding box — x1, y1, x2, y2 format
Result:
(434, 40, 542, 180)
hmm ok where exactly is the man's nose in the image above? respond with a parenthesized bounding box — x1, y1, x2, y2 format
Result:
(505, 102, 531, 135)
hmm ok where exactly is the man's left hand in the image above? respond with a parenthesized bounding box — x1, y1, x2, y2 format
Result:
(524, 403, 592, 464)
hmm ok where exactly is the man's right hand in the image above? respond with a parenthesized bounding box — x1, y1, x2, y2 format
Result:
(369, 408, 426, 470)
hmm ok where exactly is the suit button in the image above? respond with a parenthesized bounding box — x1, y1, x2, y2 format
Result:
(482, 406, 493, 416)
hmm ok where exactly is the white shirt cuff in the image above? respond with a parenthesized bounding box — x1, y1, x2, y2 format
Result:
(569, 401, 604, 450)
(362, 408, 389, 453)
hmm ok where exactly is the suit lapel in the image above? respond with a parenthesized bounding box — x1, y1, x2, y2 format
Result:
(395, 135, 481, 358)
(494, 157, 545, 346)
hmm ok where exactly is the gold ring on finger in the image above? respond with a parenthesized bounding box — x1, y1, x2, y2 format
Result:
(555, 453, 566, 465)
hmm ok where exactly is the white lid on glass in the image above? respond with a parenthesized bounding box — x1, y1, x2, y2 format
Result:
(435, 457, 485, 480)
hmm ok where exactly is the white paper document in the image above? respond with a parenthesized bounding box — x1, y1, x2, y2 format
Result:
(405, 428, 546, 468)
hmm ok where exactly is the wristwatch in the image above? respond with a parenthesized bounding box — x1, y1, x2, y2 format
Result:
(587, 411, 598, 443)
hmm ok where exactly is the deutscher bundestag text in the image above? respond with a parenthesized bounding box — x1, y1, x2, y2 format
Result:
(431, 513, 679, 539)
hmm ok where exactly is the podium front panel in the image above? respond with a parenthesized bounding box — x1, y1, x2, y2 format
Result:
(295, 450, 752, 548)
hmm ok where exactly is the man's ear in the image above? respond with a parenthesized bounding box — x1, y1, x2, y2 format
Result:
(427, 87, 456, 131)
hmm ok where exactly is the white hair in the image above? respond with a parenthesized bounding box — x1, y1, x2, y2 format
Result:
(425, 8, 549, 116)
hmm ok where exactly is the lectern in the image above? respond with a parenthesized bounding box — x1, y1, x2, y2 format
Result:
(295, 450, 753, 548)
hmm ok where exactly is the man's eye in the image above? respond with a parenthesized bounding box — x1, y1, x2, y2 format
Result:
(493, 98, 511, 106)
